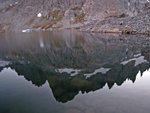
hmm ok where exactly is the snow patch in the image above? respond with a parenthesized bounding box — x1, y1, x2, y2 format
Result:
(55, 68, 81, 76)
(37, 13, 42, 18)
(84, 67, 111, 78)
(22, 29, 31, 33)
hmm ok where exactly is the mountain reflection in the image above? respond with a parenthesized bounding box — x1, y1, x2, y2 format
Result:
(0, 31, 150, 103)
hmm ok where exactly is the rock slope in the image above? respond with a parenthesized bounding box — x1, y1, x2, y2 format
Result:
(0, 0, 150, 34)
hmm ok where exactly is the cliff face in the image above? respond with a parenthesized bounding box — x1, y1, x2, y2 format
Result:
(0, 0, 149, 32)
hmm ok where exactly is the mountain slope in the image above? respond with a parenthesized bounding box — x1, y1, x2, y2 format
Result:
(0, 0, 149, 33)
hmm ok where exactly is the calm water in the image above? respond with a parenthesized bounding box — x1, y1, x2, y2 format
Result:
(0, 31, 150, 113)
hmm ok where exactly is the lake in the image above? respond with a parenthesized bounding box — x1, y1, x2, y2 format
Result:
(0, 30, 150, 113)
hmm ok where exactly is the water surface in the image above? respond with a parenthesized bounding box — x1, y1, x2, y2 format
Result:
(0, 31, 150, 113)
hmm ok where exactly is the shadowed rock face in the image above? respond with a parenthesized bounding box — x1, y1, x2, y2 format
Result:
(0, 0, 149, 32)
(0, 31, 150, 103)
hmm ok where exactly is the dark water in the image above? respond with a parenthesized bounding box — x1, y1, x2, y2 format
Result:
(0, 31, 150, 113)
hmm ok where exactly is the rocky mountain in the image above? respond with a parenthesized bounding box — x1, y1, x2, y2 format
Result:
(0, 0, 150, 33)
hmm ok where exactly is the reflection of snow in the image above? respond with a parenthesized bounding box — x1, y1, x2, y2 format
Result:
(39, 38, 44, 48)
(84, 67, 111, 78)
(37, 13, 42, 17)
(0, 61, 10, 67)
(121, 56, 149, 66)
(22, 29, 30, 33)
(128, 2, 130, 6)
(55, 68, 81, 76)
(134, 53, 141, 57)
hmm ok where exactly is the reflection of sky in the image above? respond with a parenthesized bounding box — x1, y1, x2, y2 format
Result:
(0, 67, 64, 113)
(0, 68, 150, 113)
(135, 69, 150, 87)
(67, 69, 150, 113)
